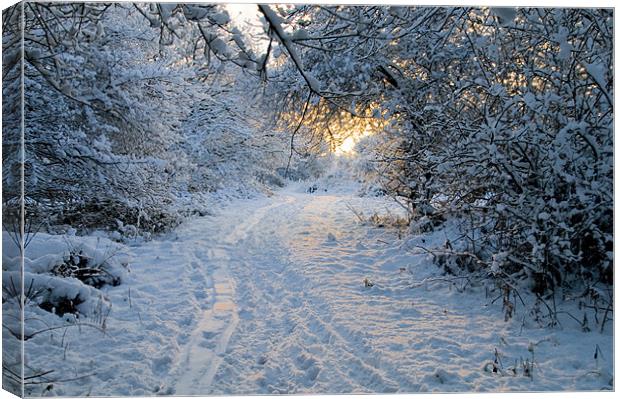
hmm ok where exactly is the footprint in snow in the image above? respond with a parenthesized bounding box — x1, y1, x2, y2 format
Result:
(326, 233, 337, 243)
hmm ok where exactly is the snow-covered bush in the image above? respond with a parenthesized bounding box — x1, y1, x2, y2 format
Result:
(2, 231, 128, 393)
(2, 235, 121, 399)
(2, 232, 127, 319)
(2, 232, 125, 395)
(0, 4, 183, 234)
(378, 8, 614, 293)
(177, 70, 287, 197)
(2, 3, 284, 237)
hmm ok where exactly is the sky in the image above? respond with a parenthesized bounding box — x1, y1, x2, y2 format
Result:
(226, 3, 260, 24)
(225, 3, 269, 52)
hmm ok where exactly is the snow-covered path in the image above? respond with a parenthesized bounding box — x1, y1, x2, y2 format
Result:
(184, 191, 422, 394)
(159, 188, 613, 394)
(171, 191, 414, 394)
(17, 187, 612, 396)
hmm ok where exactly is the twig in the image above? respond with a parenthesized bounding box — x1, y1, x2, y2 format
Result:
(344, 202, 365, 223)
(600, 301, 613, 333)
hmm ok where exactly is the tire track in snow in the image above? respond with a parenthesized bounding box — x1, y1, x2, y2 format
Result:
(172, 247, 237, 394)
(171, 196, 296, 395)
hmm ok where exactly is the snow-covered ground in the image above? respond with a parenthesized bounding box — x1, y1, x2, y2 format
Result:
(3, 183, 614, 396)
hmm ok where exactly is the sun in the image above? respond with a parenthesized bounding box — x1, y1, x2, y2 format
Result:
(333, 125, 375, 156)
(335, 136, 357, 155)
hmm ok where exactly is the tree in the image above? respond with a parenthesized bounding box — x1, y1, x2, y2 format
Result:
(260, 5, 613, 292)
(3, 3, 275, 235)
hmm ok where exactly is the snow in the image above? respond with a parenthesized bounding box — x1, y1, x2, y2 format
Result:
(555, 26, 572, 60)
(490, 8, 517, 27)
(4, 4, 613, 396)
(211, 11, 231, 26)
(183, 5, 209, 21)
(585, 61, 607, 90)
(210, 37, 230, 57)
(4, 182, 613, 395)
(292, 29, 309, 40)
